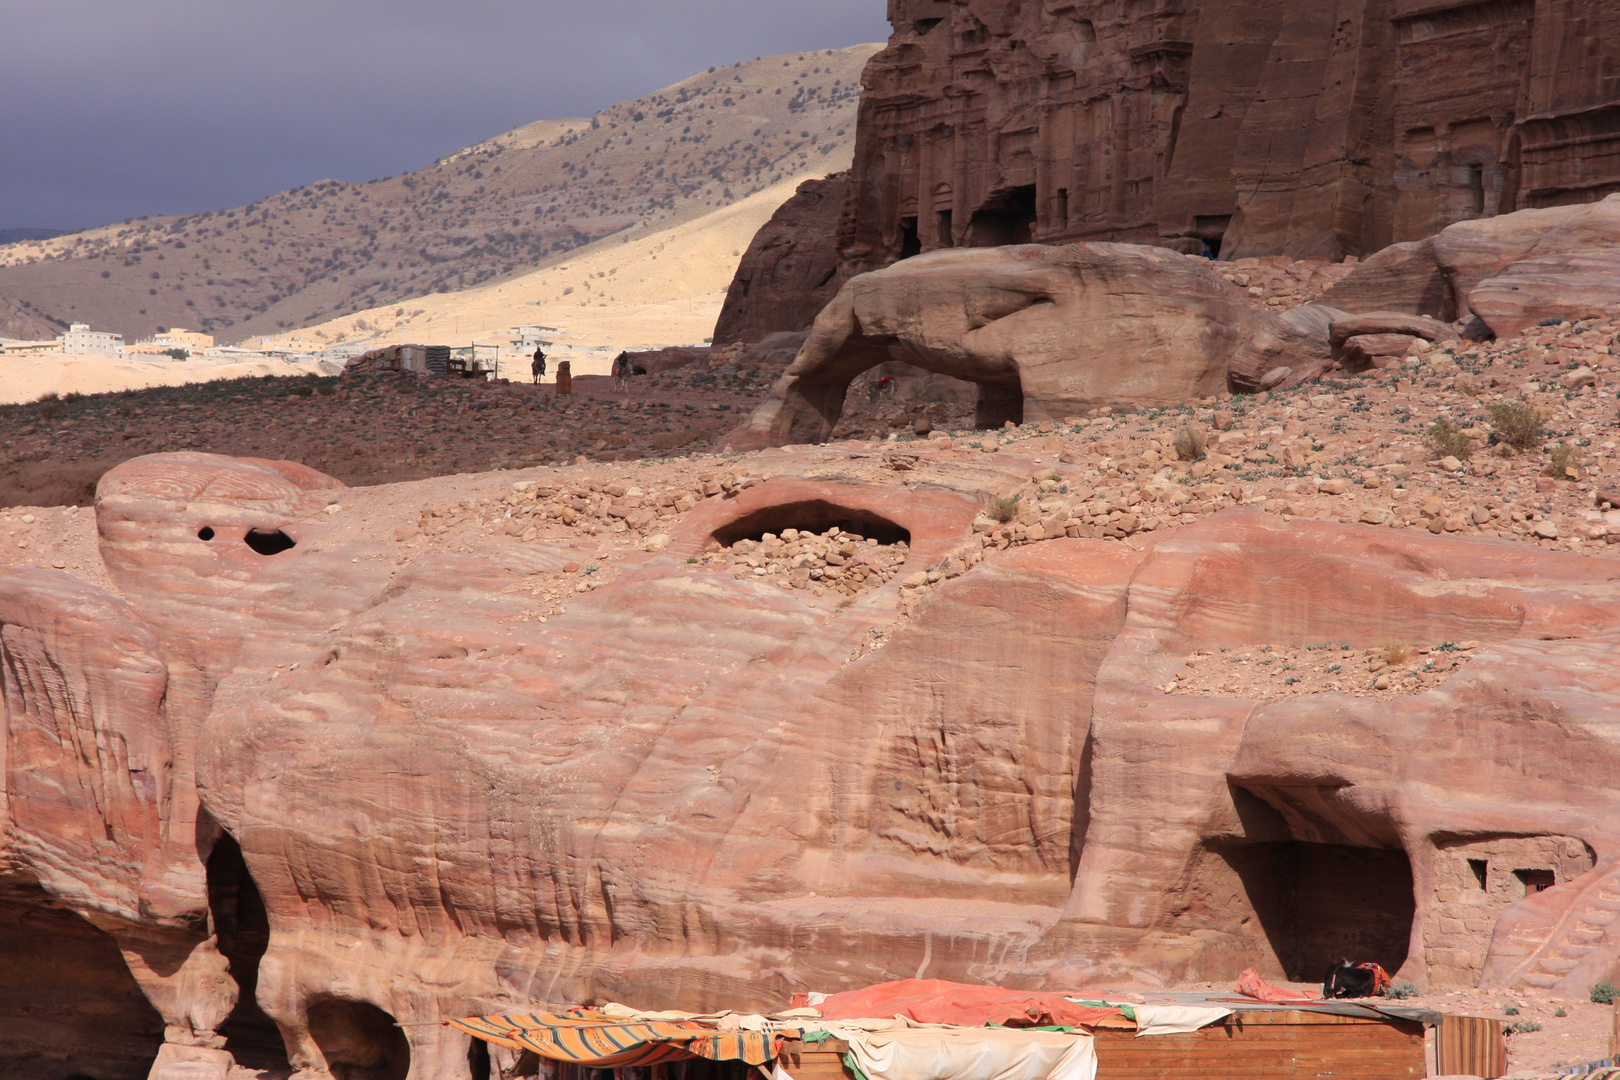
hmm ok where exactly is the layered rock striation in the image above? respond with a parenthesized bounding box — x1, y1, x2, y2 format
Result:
(6, 449, 1620, 1077)
(834, 0, 1620, 272)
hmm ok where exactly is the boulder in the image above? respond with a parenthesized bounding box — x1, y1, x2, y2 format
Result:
(730, 243, 1261, 448)
(1467, 253, 1620, 337)
(1318, 237, 1451, 319)
(1340, 334, 1420, 373)
(1227, 304, 1346, 393)
(1434, 194, 1620, 321)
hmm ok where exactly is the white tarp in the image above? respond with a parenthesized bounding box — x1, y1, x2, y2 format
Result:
(840, 1026, 1097, 1080)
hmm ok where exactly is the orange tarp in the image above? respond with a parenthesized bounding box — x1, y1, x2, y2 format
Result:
(805, 979, 1126, 1029)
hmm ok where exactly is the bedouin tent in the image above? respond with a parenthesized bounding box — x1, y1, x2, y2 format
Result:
(447, 1012, 779, 1068)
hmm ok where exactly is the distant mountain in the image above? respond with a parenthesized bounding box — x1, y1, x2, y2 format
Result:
(0, 228, 69, 245)
(0, 44, 879, 343)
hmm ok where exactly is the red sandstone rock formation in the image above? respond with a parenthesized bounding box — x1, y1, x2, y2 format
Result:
(731, 243, 1261, 447)
(834, 0, 1620, 272)
(1325, 195, 1620, 334)
(715, 174, 851, 345)
(9, 450, 1620, 1076)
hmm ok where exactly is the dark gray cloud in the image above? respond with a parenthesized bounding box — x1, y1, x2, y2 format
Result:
(0, 0, 890, 232)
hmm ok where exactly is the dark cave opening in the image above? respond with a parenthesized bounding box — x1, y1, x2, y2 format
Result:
(307, 997, 411, 1080)
(207, 835, 290, 1071)
(244, 528, 297, 556)
(1217, 839, 1416, 983)
(0, 880, 165, 1080)
(969, 186, 1038, 246)
(711, 499, 910, 547)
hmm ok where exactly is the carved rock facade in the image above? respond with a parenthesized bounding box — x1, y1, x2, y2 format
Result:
(836, 0, 1620, 272)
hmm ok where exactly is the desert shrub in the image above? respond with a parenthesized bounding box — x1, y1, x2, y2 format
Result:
(163, 348, 189, 360)
(1548, 443, 1582, 480)
(1592, 982, 1617, 1005)
(295, 385, 314, 397)
(1173, 425, 1207, 462)
(62, 391, 83, 402)
(1555, 1007, 1568, 1017)
(38, 399, 63, 421)
(1504, 1006, 1520, 1016)
(1384, 982, 1420, 1000)
(1508, 1020, 1543, 1034)
(1428, 417, 1475, 461)
(988, 494, 1022, 523)
(1381, 642, 1413, 666)
(1489, 401, 1547, 451)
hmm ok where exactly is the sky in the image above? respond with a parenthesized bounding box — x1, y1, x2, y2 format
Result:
(1, 0, 890, 233)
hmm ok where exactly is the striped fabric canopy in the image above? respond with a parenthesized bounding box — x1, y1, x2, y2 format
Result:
(448, 1012, 780, 1067)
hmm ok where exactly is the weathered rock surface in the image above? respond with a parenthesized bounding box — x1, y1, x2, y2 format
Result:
(10, 444, 1620, 1077)
(732, 244, 1260, 448)
(715, 174, 850, 345)
(836, 0, 1620, 273)
(1314, 195, 1620, 335)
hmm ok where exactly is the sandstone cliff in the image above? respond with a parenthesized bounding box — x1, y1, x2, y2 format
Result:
(832, 0, 1620, 272)
(713, 174, 850, 345)
(8, 445, 1620, 1078)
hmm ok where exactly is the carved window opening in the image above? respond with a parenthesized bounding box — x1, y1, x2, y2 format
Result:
(307, 997, 411, 1080)
(711, 500, 910, 548)
(208, 833, 290, 1071)
(936, 209, 954, 248)
(968, 186, 1038, 246)
(1515, 868, 1555, 895)
(244, 529, 296, 556)
(1468, 858, 1488, 890)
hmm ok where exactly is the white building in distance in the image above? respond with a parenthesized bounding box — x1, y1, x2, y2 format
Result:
(58, 323, 125, 357)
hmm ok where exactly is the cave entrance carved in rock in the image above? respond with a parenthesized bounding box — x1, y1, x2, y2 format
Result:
(712, 499, 910, 548)
(208, 834, 291, 1071)
(784, 334, 1026, 444)
(1214, 839, 1416, 983)
(307, 997, 411, 1080)
(969, 185, 1038, 246)
(0, 879, 166, 1080)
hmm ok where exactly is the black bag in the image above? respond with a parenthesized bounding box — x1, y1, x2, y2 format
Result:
(1323, 958, 1392, 998)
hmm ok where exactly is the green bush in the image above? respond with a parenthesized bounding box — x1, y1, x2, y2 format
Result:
(1592, 982, 1617, 1005)
(1384, 982, 1420, 1000)
(1489, 401, 1547, 451)
(1508, 1020, 1543, 1034)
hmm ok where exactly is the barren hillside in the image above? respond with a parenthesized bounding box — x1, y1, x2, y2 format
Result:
(0, 44, 878, 343)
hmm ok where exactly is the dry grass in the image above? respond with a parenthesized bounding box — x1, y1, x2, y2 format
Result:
(1549, 443, 1583, 480)
(1173, 425, 1208, 462)
(1428, 416, 1476, 461)
(988, 494, 1023, 523)
(1381, 642, 1414, 666)
(1489, 401, 1547, 451)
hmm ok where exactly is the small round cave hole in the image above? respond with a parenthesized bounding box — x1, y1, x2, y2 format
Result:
(712, 500, 911, 548)
(244, 529, 297, 556)
(198, 527, 216, 541)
